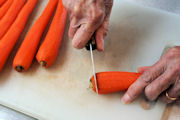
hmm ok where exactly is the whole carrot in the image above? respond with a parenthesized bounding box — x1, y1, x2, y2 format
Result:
(36, 0, 67, 67)
(0, 0, 6, 7)
(0, 0, 38, 71)
(0, 0, 26, 39)
(0, 0, 13, 19)
(90, 72, 142, 94)
(13, 0, 58, 72)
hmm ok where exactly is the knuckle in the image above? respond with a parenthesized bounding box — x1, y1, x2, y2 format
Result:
(140, 72, 153, 84)
(166, 47, 180, 59)
(73, 5, 81, 16)
(91, 11, 104, 24)
(168, 60, 180, 74)
(145, 86, 156, 101)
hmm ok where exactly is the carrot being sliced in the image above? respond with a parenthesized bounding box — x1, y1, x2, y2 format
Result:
(36, 0, 67, 68)
(0, 0, 26, 39)
(0, 0, 38, 72)
(0, 0, 7, 7)
(90, 72, 142, 94)
(13, 0, 58, 72)
(0, 0, 14, 20)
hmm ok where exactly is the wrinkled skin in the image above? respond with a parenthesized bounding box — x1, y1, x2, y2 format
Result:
(62, 0, 113, 51)
(122, 46, 180, 104)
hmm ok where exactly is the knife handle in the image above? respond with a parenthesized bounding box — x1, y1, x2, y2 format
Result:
(85, 34, 97, 51)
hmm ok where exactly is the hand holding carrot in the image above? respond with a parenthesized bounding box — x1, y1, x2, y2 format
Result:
(122, 46, 180, 104)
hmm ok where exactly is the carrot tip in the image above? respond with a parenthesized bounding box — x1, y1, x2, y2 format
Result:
(15, 66, 24, 72)
(89, 80, 93, 90)
(39, 61, 47, 67)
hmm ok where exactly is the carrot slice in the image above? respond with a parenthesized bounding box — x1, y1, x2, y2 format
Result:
(0, 0, 38, 72)
(36, 0, 67, 67)
(0, 0, 7, 7)
(0, 0, 14, 19)
(90, 72, 142, 94)
(13, 0, 58, 72)
(0, 0, 26, 39)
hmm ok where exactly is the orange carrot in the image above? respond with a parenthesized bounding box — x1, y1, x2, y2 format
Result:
(0, 0, 38, 71)
(0, 0, 26, 39)
(0, 0, 13, 19)
(90, 72, 142, 94)
(13, 0, 58, 72)
(36, 0, 67, 67)
(0, 0, 7, 7)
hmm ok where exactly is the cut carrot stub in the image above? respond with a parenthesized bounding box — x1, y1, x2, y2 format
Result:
(0, 0, 38, 72)
(0, 0, 13, 19)
(90, 72, 142, 94)
(13, 0, 58, 72)
(36, 0, 67, 67)
(0, 0, 26, 39)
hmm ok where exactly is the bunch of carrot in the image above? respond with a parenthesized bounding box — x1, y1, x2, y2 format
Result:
(13, 0, 67, 72)
(0, 0, 67, 72)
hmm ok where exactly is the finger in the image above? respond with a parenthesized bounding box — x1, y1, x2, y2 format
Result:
(72, 23, 95, 49)
(121, 61, 165, 104)
(68, 18, 79, 38)
(144, 69, 176, 101)
(138, 66, 151, 73)
(160, 93, 174, 104)
(95, 19, 108, 51)
(95, 2, 112, 51)
(161, 80, 180, 103)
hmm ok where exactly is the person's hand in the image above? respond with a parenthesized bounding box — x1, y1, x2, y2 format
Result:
(62, 0, 113, 51)
(122, 46, 180, 104)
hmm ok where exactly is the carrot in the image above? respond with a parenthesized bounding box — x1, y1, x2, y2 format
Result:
(13, 0, 58, 72)
(0, 0, 13, 19)
(0, 0, 38, 72)
(90, 72, 142, 94)
(0, 0, 26, 39)
(0, 0, 7, 7)
(36, 0, 67, 67)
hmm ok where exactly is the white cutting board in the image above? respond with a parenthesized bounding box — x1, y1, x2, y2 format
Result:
(0, 0, 180, 120)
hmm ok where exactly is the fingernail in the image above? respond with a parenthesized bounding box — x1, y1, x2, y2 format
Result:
(121, 94, 131, 104)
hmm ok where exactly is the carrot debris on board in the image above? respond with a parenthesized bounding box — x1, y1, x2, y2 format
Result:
(0, 0, 26, 39)
(0, 0, 14, 19)
(0, 0, 38, 71)
(36, 0, 67, 67)
(0, 0, 7, 7)
(90, 72, 142, 94)
(13, 0, 58, 72)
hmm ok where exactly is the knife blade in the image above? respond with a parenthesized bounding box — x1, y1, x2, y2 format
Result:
(89, 43, 98, 94)
(86, 35, 98, 94)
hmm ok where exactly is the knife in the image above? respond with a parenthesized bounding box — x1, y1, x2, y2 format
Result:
(86, 35, 99, 94)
